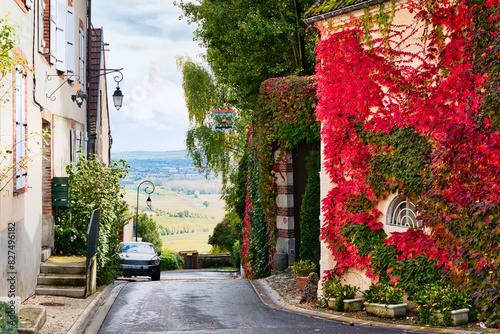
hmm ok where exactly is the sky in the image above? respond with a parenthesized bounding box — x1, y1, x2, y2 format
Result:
(92, 0, 203, 152)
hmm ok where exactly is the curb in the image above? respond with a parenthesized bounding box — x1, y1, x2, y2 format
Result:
(249, 280, 474, 334)
(67, 281, 127, 334)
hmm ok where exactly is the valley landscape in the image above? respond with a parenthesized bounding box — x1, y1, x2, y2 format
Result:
(112, 150, 225, 253)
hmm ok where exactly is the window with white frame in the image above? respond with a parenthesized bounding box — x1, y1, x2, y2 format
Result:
(15, 69, 27, 190)
(79, 28, 85, 82)
(387, 196, 421, 229)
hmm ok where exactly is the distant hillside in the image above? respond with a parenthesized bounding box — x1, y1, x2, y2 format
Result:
(112, 150, 190, 161)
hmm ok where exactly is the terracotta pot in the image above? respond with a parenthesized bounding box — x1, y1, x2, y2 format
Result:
(297, 276, 308, 291)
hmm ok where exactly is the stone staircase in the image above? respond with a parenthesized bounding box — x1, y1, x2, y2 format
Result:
(36, 256, 87, 298)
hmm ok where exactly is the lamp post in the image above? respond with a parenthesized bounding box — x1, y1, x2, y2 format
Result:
(135, 180, 155, 241)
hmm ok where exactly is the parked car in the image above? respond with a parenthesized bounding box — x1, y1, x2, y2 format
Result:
(117, 242, 161, 281)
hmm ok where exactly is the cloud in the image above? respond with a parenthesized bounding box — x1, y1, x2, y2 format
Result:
(92, 0, 203, 152)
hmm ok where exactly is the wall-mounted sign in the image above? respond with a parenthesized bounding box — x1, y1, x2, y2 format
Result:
(283, 217, 287, 224)
(212, 110, 235, 130)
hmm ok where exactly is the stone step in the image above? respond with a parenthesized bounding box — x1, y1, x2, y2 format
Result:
(37, 273, 86, 286)
(35, 285, 86, 298)
(40, 256, 86, 275)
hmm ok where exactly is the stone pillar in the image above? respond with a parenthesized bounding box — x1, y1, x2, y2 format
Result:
(274, 150, 295, 269)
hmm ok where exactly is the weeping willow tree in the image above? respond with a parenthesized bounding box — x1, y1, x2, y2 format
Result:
(177, 57, 246, 187)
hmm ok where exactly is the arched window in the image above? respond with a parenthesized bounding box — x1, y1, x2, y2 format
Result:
(387, 196, 421, 229)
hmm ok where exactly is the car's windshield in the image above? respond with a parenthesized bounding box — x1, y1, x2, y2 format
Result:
(120, 243, 155, 254)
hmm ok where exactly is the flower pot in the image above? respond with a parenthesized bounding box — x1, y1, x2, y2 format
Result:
(344, 298, 363, 312)
(327, 298, 363, 312)
(365, 302, 407, 318)
(297, 276, 308, 291)
(434, 309, 469, 326)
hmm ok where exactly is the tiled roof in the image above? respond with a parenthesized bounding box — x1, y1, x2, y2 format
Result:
(304, 0, 389, 24)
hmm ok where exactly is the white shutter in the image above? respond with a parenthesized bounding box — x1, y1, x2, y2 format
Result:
(66, 6, 76, 77)
(55, 0, 67, 72)
(15, 72, 26, 190)
(79, 29, 85, 82)
(26, 0, 34, 9)
(38, 0, 45, 53)
(70, 128, 76, 162)
(82, 132, 88, 157)
(49, 0, 56, 64)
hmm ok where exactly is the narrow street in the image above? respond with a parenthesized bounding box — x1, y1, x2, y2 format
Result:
(97, 271, 419, 334)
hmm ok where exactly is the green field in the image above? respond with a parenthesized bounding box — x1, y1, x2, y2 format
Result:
(123, 185, 225, 253)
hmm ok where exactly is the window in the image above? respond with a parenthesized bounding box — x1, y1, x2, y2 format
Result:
(42, 0, 76, 74)
(387, 196, 421, 229)
(15, 69, 27, 190)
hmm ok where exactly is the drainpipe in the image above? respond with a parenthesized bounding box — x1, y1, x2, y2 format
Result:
(86, 0, 92, 159)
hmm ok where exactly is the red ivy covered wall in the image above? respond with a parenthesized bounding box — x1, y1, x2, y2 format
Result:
(314, 0, 500, 327)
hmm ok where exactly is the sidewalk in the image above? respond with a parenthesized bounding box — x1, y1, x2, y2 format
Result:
(252, 270, 499, 334)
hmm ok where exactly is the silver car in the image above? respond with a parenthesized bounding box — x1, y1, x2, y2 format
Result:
(117, 242, 161, 281)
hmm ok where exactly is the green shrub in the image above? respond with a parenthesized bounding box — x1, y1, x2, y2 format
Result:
(231, 239, 241, 268)
(362, 283, 404, 305)
(159, 249, 184, 271)
(299, 150, 320, 262)
(55, 153, 130, 285)
(291, 260, 316, 277)
(412, 283, 471, 326)
(0, 301, 18, 334)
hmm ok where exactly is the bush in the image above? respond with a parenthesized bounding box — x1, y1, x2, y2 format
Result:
(159, 249, 184, 271)
(208, 212, 242, 252)
(136, 213, 162, 251)
(55, 153, 130, 285)
(0, 301, 18, 334)
(412, 283, 471, 326)
(231, 239, 241, 269)
(362, 283, 404, 305)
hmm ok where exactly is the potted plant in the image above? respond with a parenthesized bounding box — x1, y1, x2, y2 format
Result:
(291, 260, 316, 291)
(322, 279, 361, 311)
(362, 283, 407, 318)
(412, 283, 471, 326)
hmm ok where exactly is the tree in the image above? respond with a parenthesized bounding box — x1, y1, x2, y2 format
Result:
(175, 0, 318, 188)
(136, 213, 163, 251)
(208, 212, 242, 253)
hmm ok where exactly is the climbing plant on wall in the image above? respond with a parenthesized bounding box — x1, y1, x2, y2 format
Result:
(242, 76, 319, 278)
(315, 0, 500, 327)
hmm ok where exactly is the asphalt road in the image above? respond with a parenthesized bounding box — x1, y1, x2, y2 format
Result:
(97, 271, 418, 334)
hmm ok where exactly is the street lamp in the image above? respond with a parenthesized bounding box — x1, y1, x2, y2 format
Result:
(135, 180, 155, 241)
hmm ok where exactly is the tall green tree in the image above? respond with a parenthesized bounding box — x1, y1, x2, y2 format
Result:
(175, 0, 318, 188)
(136, 213, 163, 251)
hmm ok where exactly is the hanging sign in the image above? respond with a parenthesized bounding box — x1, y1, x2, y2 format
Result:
(212, 110, 235, 130)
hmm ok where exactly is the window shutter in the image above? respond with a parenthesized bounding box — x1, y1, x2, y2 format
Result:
(70, 128, 76, 162)
(55, 0, 67, 72)
(82, 131, 88, 157)
(15, 72, 26, 190)
(66, 6, 76, 77)
(79, 29, 85, 82)
(49, 0, 56, 64)
(26, 0, 34, 9)
(38, 0, 45, 53)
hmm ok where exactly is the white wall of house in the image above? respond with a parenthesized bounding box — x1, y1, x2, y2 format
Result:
(0, 0, 89, 301)
(315, 0, 415, 296)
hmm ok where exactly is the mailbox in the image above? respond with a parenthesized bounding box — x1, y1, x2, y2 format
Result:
(52, 177, 70, 207)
